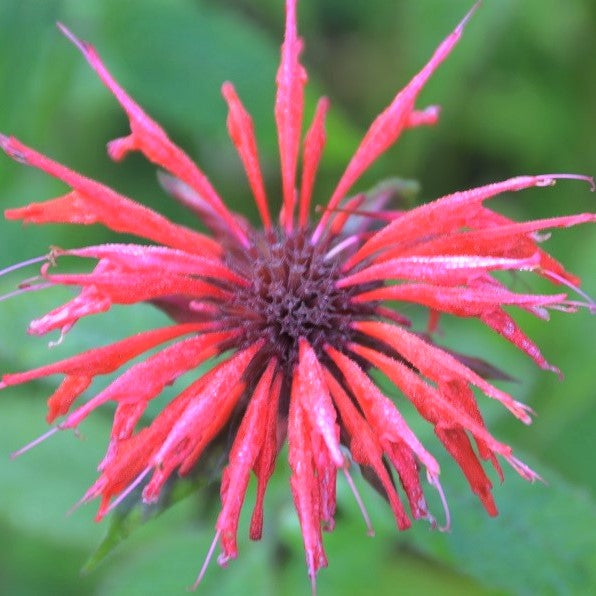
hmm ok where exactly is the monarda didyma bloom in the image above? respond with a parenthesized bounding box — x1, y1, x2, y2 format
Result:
(0, 0, 594, 590)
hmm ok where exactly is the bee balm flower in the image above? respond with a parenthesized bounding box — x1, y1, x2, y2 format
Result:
(1, 0, 594, 590)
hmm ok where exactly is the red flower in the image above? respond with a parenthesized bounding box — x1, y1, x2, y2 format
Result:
(1, 0, 594, 589)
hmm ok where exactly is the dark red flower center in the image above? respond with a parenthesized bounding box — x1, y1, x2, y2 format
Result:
(224, 229, 372, 369)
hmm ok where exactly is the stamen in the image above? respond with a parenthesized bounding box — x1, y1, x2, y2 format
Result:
(0, 255, 48, 278)
(557, 300, 596, 314)
(48, 324, 73, 348)
(506, 455, 543, 483)
(536, 173, 595, 191)
(191, 530, 221, 590)
(10, 426, 59, 459)
(342, 465, 375, 537)
(545, 270, 596, 312)
(319, 204, 401, 223)
(66, 480, 105, 517)
(324, 235, 359, 261)
(0, 282, 53, 304)
(427, 473, 451, 532)
(106, 466, 153, 515)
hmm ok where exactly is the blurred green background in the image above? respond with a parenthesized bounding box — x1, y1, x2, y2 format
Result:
(0, 0, 594, 594)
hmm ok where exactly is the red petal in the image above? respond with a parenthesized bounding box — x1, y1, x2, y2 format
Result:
(142, 342, 263, 501)
(276, 0, 307, 231)
(324, 369, 412, 528)
(61, 330, 235, 430)
(56, 25, 249, 247)
(313, 5, 478, 242)
(1, 136, 221, 257)
(288, 374, 327, 582)
(435, 426, 498, 516)
(45, 376, 92, 423)
(343, 174, 593, 271)
(325, 346, 438, 477)
(353, 320, 533, 423)
(296, 338, 343, 467)
(348, 341, 514, 459)
(392, 213, 596, 260)
(222, 82, 272, 230)
(2, 323, 206, 387)
(249, 372, 283, 540)
(299, 97, 329, 227)
(217, 359, 277, 562)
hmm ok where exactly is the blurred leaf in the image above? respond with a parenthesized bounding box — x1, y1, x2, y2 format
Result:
(0, 395, 106, 546)
(0, 520, 99, 596)
(397, 454, 596, 595)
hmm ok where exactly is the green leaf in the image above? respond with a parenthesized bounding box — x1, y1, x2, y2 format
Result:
(392, 454, 596, 595)
(0, 394, 107, 547)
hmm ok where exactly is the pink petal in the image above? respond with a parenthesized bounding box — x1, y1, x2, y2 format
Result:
(338, 253, 541, 288)
(63, 244, 248, 286)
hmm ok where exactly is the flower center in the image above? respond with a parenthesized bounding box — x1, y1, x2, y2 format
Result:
(225, 229, 372, 369)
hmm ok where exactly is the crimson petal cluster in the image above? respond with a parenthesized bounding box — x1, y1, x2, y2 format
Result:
(1, 0, 594, 588)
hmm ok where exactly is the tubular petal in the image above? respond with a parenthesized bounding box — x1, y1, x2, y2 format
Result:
(312, 4, 479, 242)
(222, 82, 272, 230)
(216, 359, 277, 562)
(299, 97, 330, 227)
(296, 338, 344, 467)
(343, 174, 595, 270)
(324, 369, 412, 529)
(326, 345, 439, 477)
(60, 330, 234, 431)
(249, 372, 283, 541)
(276, 0, 308, 231)
(57, 24, 249, 247)
(1, 135, 220, 257)
(288, 375, 328, 583)
(354, 320, 533, 422)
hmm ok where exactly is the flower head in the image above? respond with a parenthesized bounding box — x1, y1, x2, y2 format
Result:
(1, 0, 594, 589)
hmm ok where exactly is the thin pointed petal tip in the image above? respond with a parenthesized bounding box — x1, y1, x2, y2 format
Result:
(536, 173, 595, 191)
(56, 22, 88, 54)
(459, 1, 483, 32)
